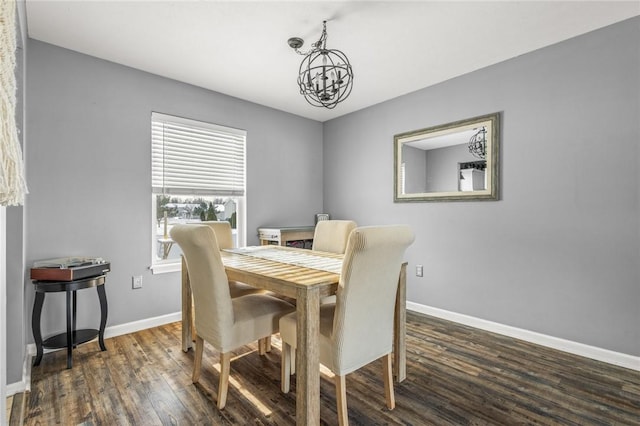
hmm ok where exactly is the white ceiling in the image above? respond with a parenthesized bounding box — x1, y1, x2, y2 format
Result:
(25, 1, 639, 122)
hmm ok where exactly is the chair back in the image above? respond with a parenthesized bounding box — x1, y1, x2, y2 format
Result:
(170, 224, 234, 348)
(200, 221, 234, 249)
(312, 220, 357, 254)
(331, 225, 414, 375)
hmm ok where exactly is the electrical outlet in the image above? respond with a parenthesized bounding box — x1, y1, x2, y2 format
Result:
(132, 275, 143, 289)
(416, 265, 423, 277)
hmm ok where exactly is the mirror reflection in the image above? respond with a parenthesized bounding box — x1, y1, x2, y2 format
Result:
(394, 113, 500, 202)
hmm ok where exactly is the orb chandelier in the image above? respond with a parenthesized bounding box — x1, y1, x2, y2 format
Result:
(468, 127, 487, 159)
(287, 21, 354, 109)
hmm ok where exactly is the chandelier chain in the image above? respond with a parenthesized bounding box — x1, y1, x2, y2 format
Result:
(294, 21, 328, 56)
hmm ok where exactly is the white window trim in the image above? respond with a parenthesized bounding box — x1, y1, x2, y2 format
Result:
(150, 195, 179, 274)
(150, 261, 181, 274)
(150, 196, 246, 274)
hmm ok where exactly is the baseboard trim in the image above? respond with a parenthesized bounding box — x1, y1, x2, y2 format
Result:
(103, 311, 181, 339)
(9, 311, 182, 395)
(6, 346, 34, 396)
(408, 302, 640, 372)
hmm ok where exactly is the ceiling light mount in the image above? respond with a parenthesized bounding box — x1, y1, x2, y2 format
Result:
(288, 21, 354, 109)
(287, 37, 304, 50)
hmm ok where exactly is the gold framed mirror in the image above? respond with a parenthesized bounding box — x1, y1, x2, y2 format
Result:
(394, 112, 500, 202)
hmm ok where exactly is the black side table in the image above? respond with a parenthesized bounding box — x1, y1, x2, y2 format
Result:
(32, 274, 108, 368)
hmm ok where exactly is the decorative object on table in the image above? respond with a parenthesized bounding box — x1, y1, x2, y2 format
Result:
(288, 20, 353, 109)
(315, 213, 330, 223)
(30, 256, 110, 281)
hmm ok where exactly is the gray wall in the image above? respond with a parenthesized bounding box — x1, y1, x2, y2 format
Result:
(402, 145, 427, 193)
(402, 143, 478, 193)
(424, 144, 478, 192)
(323, 17, 639, 356)
(22, 40, 323, 346)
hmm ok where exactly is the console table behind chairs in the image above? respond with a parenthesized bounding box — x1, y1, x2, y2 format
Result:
(31, 274, 109, 369)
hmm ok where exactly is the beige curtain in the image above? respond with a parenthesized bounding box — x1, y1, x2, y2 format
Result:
(0, 0, 27, 206)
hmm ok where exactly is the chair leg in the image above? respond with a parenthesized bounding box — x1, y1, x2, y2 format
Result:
(281, 342, 291, 393)
(335, 374, 348, 426)
(291, 348, 296, 375)
(217, 352, 231, 409)
(383, 353, 395, 410)
(257, 336, 272, 355)
(192, 335, 204, 383)
(191, 294, 197, 343)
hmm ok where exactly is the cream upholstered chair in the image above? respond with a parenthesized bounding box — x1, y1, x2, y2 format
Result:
(312, 220, 357, 254)
(313, 220, 357, 308)
(200, 220, 235, 249)
(280, 225, 414, 425)
(170, 224, 295, 409)
(189, 221, 268, 352)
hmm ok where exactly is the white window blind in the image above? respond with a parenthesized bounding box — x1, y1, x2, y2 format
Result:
(152, 112, 246, 196)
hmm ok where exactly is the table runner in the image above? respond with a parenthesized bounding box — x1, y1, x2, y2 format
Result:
(223, 246, 342, 274)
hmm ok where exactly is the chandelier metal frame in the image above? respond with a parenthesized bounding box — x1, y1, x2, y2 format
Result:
(288, 21, 354, 109)
(468, 127, 487, 159)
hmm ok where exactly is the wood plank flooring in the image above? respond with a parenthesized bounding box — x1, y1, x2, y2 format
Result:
(14, 312, 640, 425)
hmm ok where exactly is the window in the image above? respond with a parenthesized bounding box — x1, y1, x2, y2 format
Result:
(151, 112, 246, 273)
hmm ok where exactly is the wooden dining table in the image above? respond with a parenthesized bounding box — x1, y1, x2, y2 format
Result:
(181, 245, 407, 425)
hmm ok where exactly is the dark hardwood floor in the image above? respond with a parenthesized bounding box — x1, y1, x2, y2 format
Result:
(13, 312, 640, 425)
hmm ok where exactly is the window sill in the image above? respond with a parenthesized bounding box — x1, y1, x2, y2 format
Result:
(150, 261, 181, 275)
